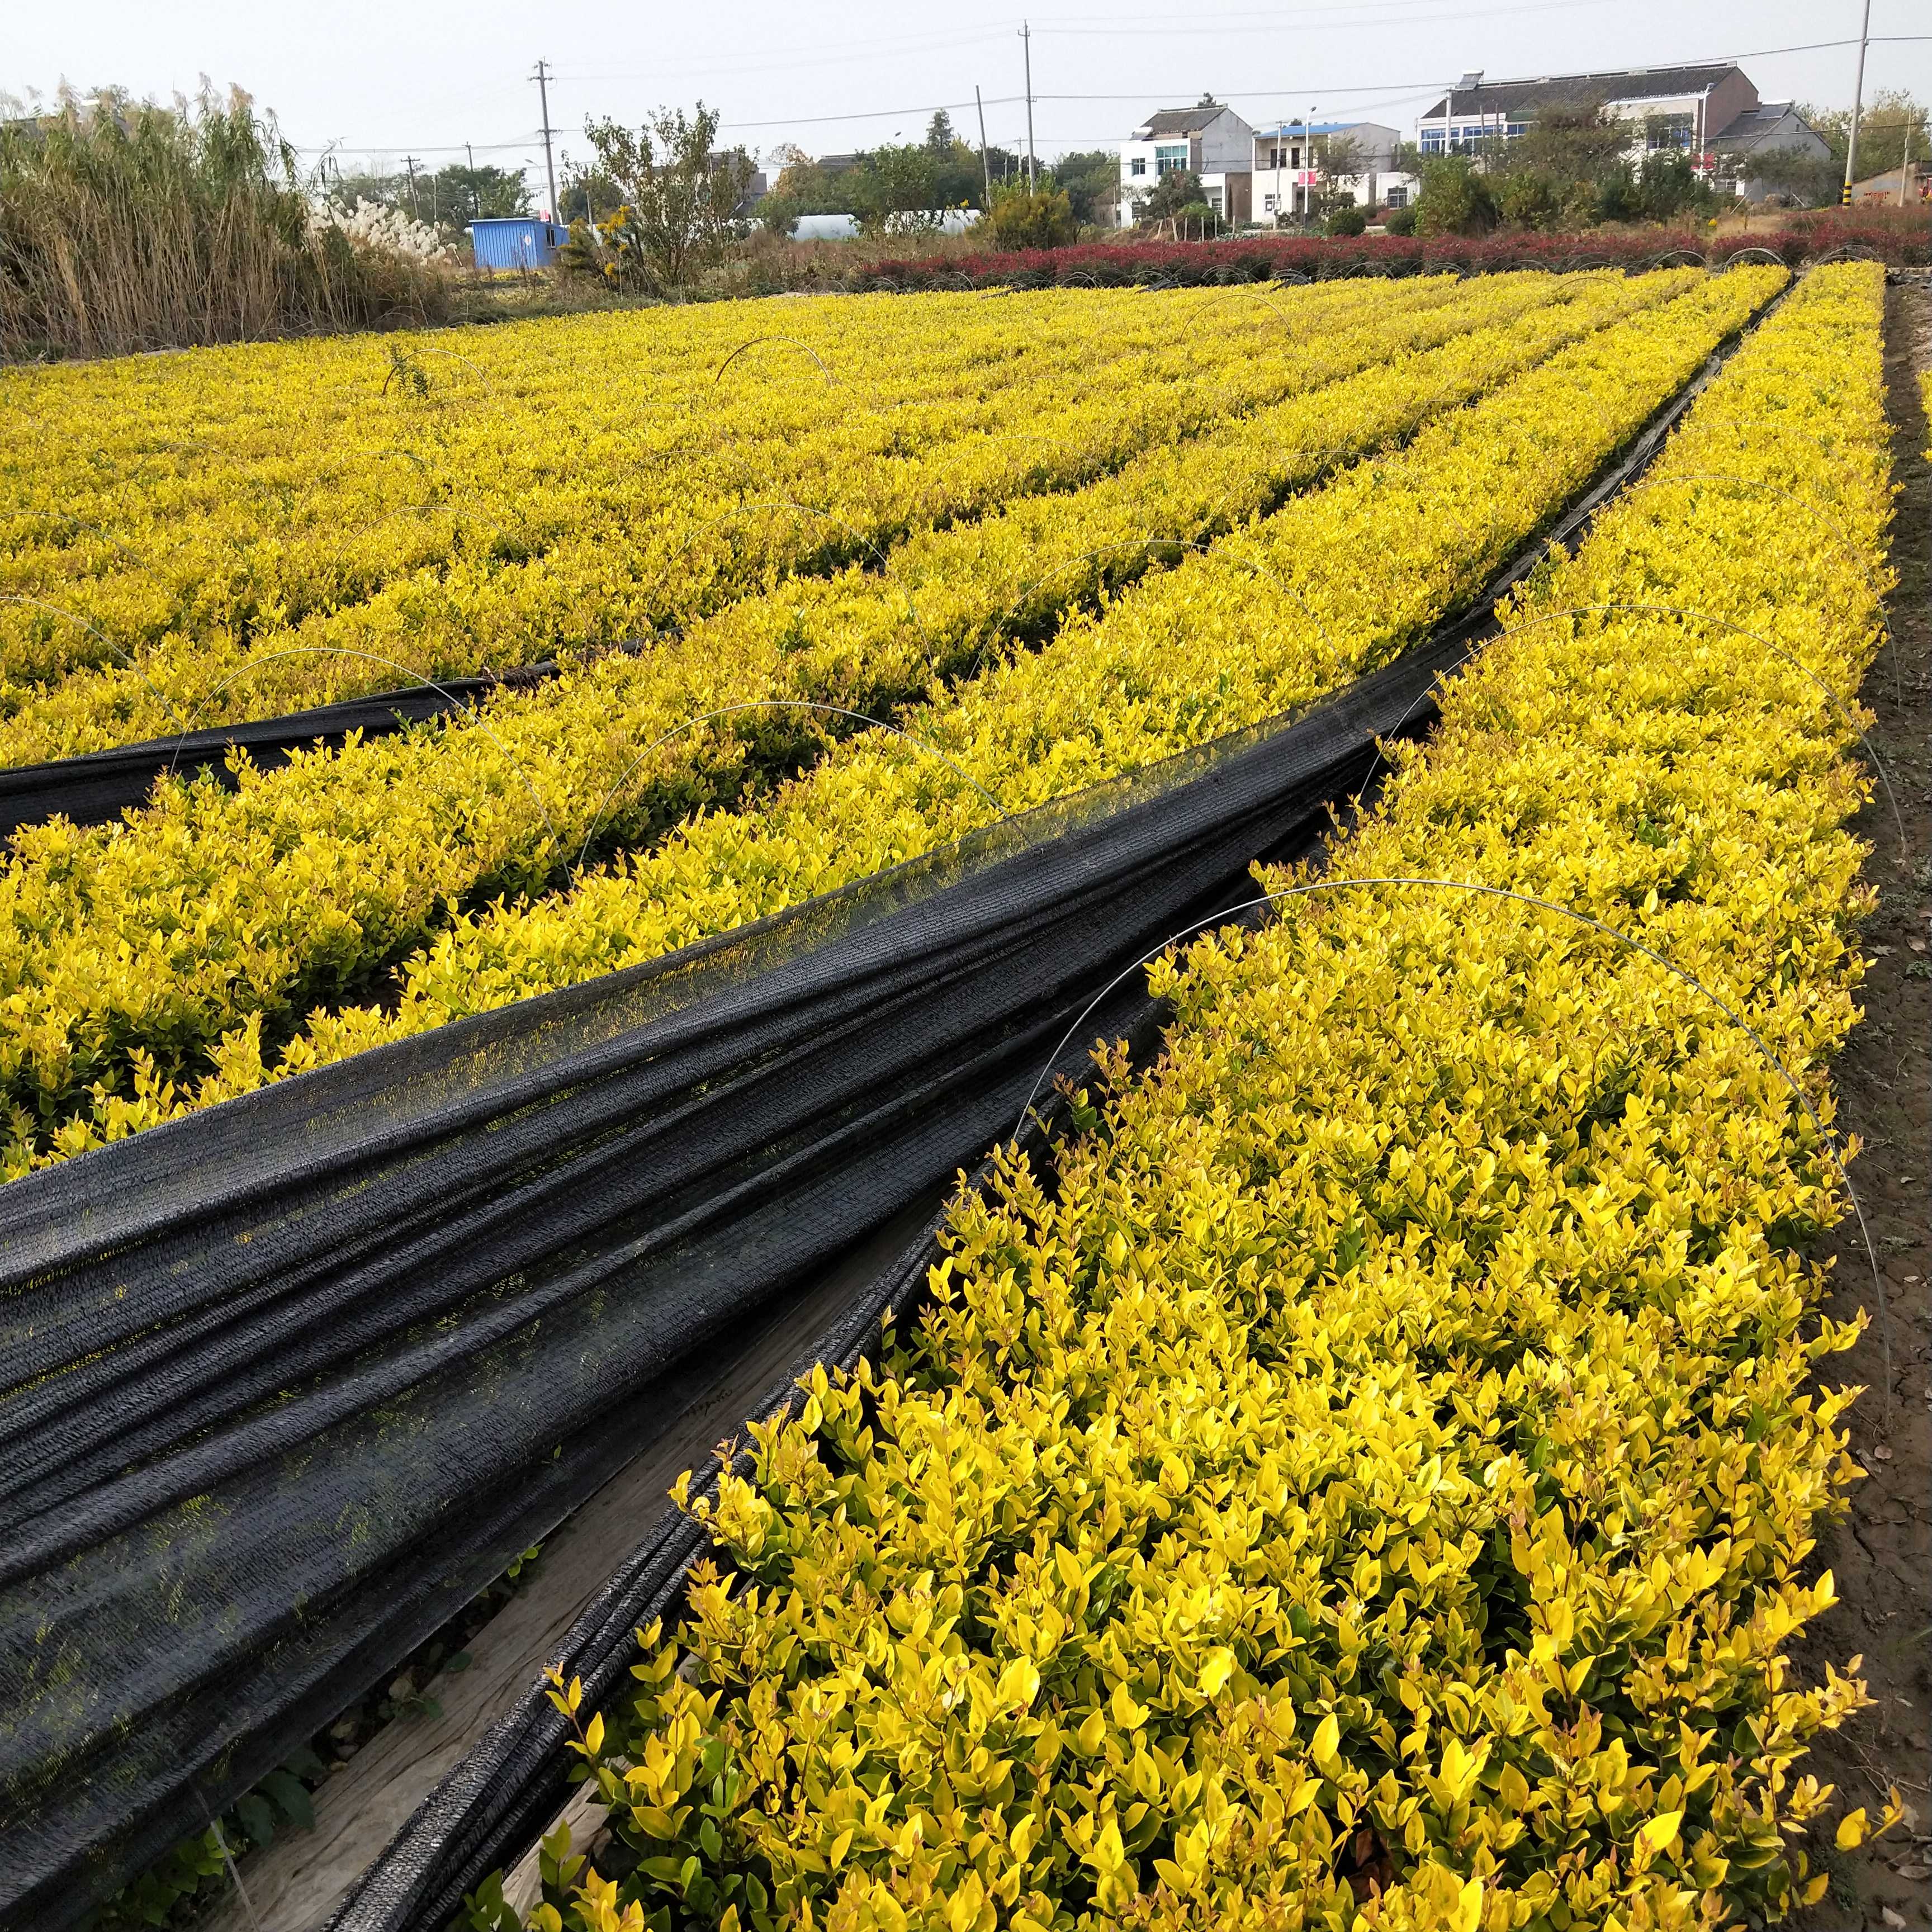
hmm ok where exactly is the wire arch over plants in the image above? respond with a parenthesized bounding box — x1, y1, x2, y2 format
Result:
(1013, 870, 1894, 1413)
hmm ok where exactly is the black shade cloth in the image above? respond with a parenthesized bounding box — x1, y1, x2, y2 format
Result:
(0, 301, 1765, 1930)
(325, 297, 1781, 1932)
(0, 664, 557, 839)
(0, 651, 1446, 1925)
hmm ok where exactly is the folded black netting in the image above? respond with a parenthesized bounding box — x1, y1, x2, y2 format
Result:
(0, 664, 556, 838)
(0, 634, 1459, 1926)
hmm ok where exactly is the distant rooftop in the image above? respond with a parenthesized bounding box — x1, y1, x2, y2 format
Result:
(1423, 63, 1744, 121)
(1132, 96, 1236, 139)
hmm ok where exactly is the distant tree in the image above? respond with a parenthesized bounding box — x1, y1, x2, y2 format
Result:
(432, 162, 530, 224)
(1731, 143, 1838, 205)
(324, 167, 404, 212)
(1130, 165, 1206, 225)
(846, 142, 942, 232)
(982, 181, 1078, 248)
(925, 110, 957, 157)
(1313, 131, 1366, 188)
(1323, 201, 1368, 236)
(1506, 100, 1627, 181)
(1800, 88, 1928, 178)
(581, 103, 752, 290)
(1049, 149, 1119, 226)
(1632, 148, 1713, 220)
(1412, 154, 1499, 235)
(1493, 168, 1565, 229)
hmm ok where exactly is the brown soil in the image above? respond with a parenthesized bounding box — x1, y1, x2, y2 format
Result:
(1792, 275, 1932, 1930)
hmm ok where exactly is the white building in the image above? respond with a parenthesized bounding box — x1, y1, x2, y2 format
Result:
(1414, 63, 1823, 195)
(1252, 121, 1403, 221)
(1118, 97, 1257, 228)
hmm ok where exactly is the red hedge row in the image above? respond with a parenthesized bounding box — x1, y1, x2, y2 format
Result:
(828, 214, 1927, 293)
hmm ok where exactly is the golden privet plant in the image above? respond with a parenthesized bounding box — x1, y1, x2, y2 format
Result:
(526, 266, 1902, 1932)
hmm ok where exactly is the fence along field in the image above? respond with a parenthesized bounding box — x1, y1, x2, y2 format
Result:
(0, 263, 1903, 1930)
(0, 269, 1770, 1176)
(532, 264, 1905, 1932)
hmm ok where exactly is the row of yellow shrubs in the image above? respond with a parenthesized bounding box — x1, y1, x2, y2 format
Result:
(8, 273, 1774, 1176)
(536, 264, 1897, 1932)
(0, 268, 1673, 1162)
(0, 276, 1465, 757)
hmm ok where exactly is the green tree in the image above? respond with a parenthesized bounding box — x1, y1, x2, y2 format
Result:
(1412, 154, 1498, 236)
(845, 142, 941, 233)
(1048, 149, 1117, 226)
(581, 103, 752, 291)
(432, 162, 530, 223)
(1798, 88, 1927, 180)
(1730, 144, 1838, 206)
(1130, 165, 1206, 225)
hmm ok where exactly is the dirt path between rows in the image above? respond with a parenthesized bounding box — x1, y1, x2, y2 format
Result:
(1794, 273, 1932, 1932)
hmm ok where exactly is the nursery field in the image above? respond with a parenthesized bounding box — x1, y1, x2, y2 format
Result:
(0, 263, 1917, 1932)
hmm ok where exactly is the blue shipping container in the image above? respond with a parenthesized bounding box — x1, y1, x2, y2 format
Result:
(469, 217, 571, 269)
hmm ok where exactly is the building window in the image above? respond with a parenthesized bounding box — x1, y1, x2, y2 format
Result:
(1263, 192, 1277, 213)
(1646, 112, 1694, 150)
(1385, 186, 1408, 209)
(1130, 157, 1147, 177)
(1505, 120, 1527, 139)
(1420, 126, 1446, 154)
(1154, 142, 1189, 176)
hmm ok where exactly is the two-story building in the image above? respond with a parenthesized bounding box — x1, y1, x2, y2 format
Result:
(1252, 120, 1404, 220)
(1413, 63, 1820, 191)
(1117, 98, 1257, 227)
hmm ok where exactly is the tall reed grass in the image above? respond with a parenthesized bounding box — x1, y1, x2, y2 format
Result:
(0, 87, 451, 360)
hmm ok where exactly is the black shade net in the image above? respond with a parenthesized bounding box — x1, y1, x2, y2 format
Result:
(0, 311, 1754, 1930)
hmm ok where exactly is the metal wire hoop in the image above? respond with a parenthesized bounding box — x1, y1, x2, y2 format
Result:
(162, 646, 558, 846)
(1011, 872, 1893, 1417)
(712, 336, 836, 386)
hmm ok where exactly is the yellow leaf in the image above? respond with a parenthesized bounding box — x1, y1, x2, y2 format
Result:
(1636, 1810, 1683, 1858)
(1836, 1808, 1868, 1849)
(1199, 1647, 1235, 1698)
(1311, 1713, 1341, 1768)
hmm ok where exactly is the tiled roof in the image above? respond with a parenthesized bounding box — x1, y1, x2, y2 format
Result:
(1134, 103, 1229, 138)
(1423, 64, 1742, 121)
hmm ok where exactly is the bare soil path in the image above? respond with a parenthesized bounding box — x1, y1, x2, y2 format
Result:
(1794, 272, 1932, 1932)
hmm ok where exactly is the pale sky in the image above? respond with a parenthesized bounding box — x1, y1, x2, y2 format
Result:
(11, 0, 1930, 195)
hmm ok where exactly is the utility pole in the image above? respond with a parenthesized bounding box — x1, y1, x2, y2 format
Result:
(975, 86, 992, 205)
(533, 58, 560, 220)
(1841, 0, 1871, 205)
(1902, 113, 1915, 209)
(1020, 22, 1036, 190)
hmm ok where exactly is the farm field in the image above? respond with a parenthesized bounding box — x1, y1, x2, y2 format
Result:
(539, 266, 1914, 1930)
(0, 262, 1920, 1932)
(1, 266, 1765, 1171)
